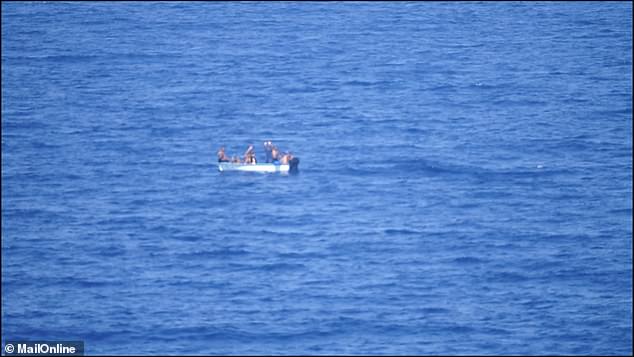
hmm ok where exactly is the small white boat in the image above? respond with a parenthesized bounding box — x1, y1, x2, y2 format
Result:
(218, 158, 299, 173)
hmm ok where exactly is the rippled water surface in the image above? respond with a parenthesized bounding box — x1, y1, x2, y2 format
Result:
(2, 2, 632, 355)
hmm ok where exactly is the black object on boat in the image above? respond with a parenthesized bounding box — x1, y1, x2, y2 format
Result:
(289, 157, 300, 174)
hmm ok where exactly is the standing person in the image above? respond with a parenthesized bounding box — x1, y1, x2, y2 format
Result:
(264, 141, 281, 163)
(264, 141, 273, 163)
(270, 144, 281, 163)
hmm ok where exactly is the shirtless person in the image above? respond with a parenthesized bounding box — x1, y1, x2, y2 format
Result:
(243, 144, 257, 164)
(217, 146, 231, 162)
(279, 151, 293, 165)
(271, 145, 281, 163)
(264, 141, 281, 163)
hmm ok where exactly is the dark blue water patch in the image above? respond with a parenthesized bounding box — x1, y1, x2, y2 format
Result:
(491, 98, 549, 107)
(355, 282, 400, 292)
(608, 207, 632, 216)
(417, 307, 451, 315)
(165, 234, 202, 242)
(177, 248, 252, 260)
(3, 207, 67, 222)
(98, 246, 127, 257)
(2, 54, 103, 65)
(158, 278, 232, 290)
(388, 159, 572, 183)
(222, 262, 307, 273)
(594, 107, 633, 117)
(1, 118, 51, 131)
(517, 298, 558, 311)
(547, 267, 628, 285)
(142, 326, 246, 343)
(451, 256, 487, 265)
(0, 326, 85, 342)
(257, 262, 307, 272)
(383, 228, 423, 236)
(4, 275, 122, 290)
(487, 271, 532, 284)
(391, 159, 466, 176)
(276, 251, 328, 260)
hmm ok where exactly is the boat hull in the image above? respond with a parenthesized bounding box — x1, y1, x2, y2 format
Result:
(218, 162, 290, 173)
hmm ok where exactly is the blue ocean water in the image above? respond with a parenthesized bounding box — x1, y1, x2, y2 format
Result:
(2, 1, 632, 355)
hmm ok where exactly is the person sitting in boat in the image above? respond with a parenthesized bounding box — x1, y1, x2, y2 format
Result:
(279, 151, 294, 165)
(231, 155, 240, 163)
(217, 146, 231, 162)
(243, 144, 257, 164)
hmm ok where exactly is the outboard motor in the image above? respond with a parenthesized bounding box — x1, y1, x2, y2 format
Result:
(289, 157, 300, 174)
